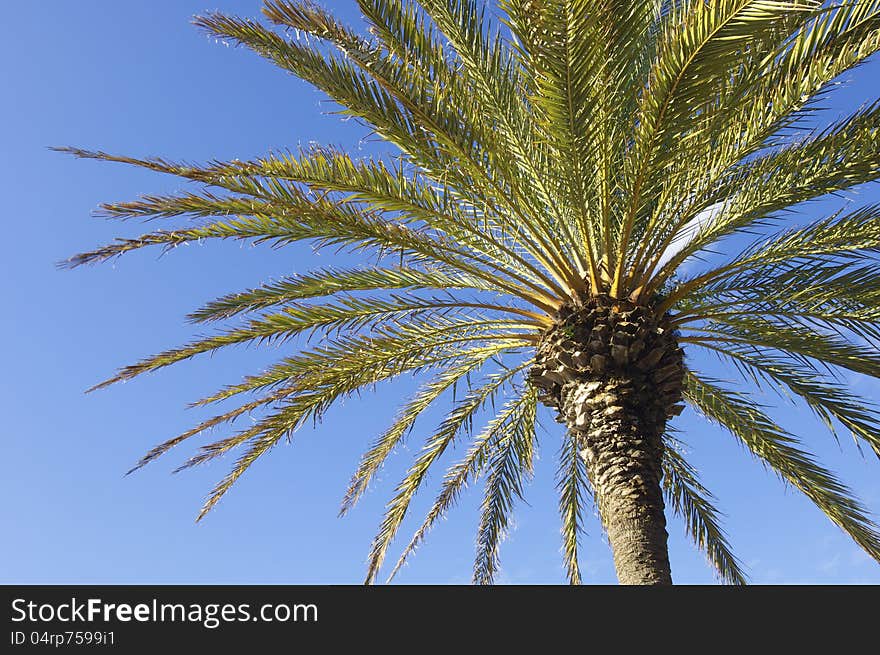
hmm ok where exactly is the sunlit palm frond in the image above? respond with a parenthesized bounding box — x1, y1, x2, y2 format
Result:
(662, 436, 747, 585)
(557, 427, 590, 585)
(187, 266, 507, 322)
(614, 0, 819, 297)
(342, 358, 528, 515)
(683, 343, 880, 457)
(473, 386, 538, 584)
(652, 109, 880, 296)
(684, 372, 880, 562)
(385, 366, 532, 580)
(365, 373, 535, 583)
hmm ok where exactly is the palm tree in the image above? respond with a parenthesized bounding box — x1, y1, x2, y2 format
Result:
(61, 0, 880, 585)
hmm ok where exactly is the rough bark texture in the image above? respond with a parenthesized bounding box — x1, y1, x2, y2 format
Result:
(528, 295, 683, 585)
(563, 379, 672, 584)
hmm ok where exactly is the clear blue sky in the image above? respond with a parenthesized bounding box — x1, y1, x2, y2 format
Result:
(2, 1, 879, 585)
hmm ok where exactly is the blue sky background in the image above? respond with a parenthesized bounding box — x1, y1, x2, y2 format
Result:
(2, 1, 880, 585)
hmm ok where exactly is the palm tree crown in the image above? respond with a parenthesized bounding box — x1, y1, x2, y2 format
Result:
(63, 0, 880, 584)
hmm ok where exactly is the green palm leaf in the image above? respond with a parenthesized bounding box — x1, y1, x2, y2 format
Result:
(557, 427, 590, 585)
(684, 372, 880, 561)
(473, 386, 538, 584)
(662, 436, 747, 585)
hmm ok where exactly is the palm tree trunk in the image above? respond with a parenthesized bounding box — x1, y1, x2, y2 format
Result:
(529, 295, 683, 584)
(563, 377, 672, 585)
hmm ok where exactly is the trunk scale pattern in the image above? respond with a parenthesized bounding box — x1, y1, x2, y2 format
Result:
(529, 295, 685, 585)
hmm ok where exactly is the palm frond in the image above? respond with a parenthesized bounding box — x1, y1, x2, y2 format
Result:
(214, 146, 567, 294)
(683, 341, 880, 457)
(223, 3, 580, 292)
(343, 359, 529, 516)
(63, 154, 559, 311)
(364, 371, 534, 583)
(674, 258, 880, 340)
(557, 428, 590, 585)
(654, 107, 880, 296)
(615, 0, 818, 296)
(90, 298, 538, 391)
(688, 316, 880, 379)
(473, 386, 538, 585)
(633, 10, 880, 288)
(188, 265, 510, 322)
(405, 0, 575, 237)
(684, 371, 880, 562)
(385, 371, 533, 581)
(663, 436, 747, 585)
